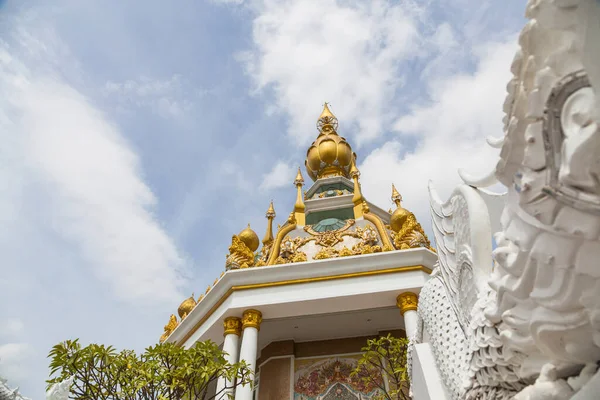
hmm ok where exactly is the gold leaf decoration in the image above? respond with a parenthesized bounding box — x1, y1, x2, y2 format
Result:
(225, 235, 255, 270)
(159, 314, 179, 343)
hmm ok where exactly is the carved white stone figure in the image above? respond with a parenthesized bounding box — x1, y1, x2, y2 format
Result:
(411, 0, 600, 399)
(0, 376, 31, 400)
(45, 377, 73, 400)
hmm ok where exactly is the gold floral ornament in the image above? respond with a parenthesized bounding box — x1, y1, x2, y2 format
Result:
(159, 314, 179, 343)
(389, 184, 431, 250)
(314, 246, 340, 260)
(275, 236, 308, 264)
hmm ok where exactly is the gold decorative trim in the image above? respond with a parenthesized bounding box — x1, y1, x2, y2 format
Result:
(267, 217, 298, 265)
(397, 292, 418, 315)
(242, 309, 263, 331)
(363, 207, 394, 251)
(175, 264, 431, 346)
(223, 316, 242, 336)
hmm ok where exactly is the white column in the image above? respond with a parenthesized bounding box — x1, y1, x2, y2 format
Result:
(397, 292, 419, 339)
(235, 309, 262, 400)
(216, 317, 242, 400)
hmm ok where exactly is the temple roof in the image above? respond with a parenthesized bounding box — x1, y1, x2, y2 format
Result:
(160, 103, 433, 343)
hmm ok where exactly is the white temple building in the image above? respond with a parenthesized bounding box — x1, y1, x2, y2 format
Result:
(160, 1, 600, 397)
(160, 104, 438, 399)
(44, 0, 600, 398)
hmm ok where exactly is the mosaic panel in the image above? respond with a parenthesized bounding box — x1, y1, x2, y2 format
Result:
(293, 355, 384, 400)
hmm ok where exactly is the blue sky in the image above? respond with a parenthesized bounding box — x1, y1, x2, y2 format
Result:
(0, 0, 525, 397)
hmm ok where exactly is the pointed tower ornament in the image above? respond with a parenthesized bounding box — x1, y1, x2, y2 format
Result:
(306, 103, 354, 181)
(316, 102, 338, 132)
(293, 168, 306, 225)
(391, 183, 403, 208)
(262, 200, 276, 246)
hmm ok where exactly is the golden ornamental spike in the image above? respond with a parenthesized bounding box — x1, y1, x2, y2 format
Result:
(293, 168, 306, 225)
(266, 200, 276, 219)
(391, 184, 402, 207)
(317, 102, 338, 132)
(294, 167, 305, 186)
(263, 200, 276, 245)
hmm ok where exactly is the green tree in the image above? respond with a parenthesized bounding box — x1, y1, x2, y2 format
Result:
(351, 334, 410, 400)
(47, 339, 251, 400)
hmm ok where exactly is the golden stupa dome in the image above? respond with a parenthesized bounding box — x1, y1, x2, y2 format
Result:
(178, 295, 197, 319)
(238, 224, 260, 252)
(305, 103, 355, 181)
(389, 184, 413, 232)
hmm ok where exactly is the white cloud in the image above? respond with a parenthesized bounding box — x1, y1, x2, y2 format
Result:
(259, 161, 295, 191)
(103, 75, 194, 118)
(0, 28, 187, 306)
(360, 39, 517, 237)
(0, 343, 34, 382)
(0, 319, 25, 338)
(238, 0, 426, 145)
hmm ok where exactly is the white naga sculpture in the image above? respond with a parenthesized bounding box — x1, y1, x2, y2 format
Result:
(45, 377, 73, 400)
(411, 0, 600, 399)
(0, 376, 31, 400)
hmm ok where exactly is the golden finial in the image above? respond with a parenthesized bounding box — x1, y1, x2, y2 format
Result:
(214, 278, 219, 285)
(319, 102, 335, 119)
(220, 271, 225, 278)
(205, 286, 211, 294)
(294, 167, 305, 186)
(391, 184, 402, 208)
(266, 200, 276, 218)
(197, 294, 204, 302)
(293, 168, 306, 225)
(316, 102, 339, 133)
(263, 201, 276, 246)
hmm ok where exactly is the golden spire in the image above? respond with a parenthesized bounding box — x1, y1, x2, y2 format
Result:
(391, 184, 402, 208)
(293, 168, 306, 225)
(262, 200, 276, 246)
(306, 103, 353, 181)
(319, 102, 335, 120)
(351, 157, 365, 218)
